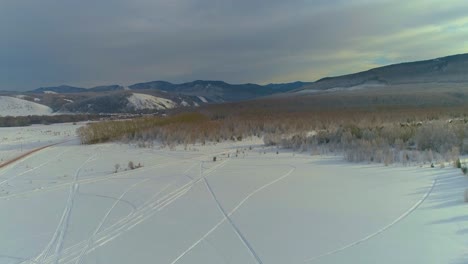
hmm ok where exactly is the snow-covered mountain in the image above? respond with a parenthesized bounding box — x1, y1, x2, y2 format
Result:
(0, 96, 53, 117)
(127, 93, 176, 110)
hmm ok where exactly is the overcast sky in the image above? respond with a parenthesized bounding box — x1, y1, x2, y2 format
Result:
(2, 0, 468, 90)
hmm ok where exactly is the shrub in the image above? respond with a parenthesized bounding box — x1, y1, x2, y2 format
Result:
(461, 166, 467, 175)
(128, 161, 135, 170)
(455, 158, 462, 168)
(465, 189, 468, 203)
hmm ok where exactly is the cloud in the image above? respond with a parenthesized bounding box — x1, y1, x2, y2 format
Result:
(1, 0, 467, 90)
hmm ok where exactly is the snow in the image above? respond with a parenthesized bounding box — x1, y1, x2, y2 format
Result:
(197, 96, 208, 103)
(0, 123, 80, 165)
(0, 96, 53, 117)
(296, 82, 386, 94)
(43, 91, 58, 94)
(127, 93, 176, 110)
(0, 124, 467, 264)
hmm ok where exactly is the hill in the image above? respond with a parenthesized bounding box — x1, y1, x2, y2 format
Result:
(0, 96, 53, 117)
(129, 80, 309, 102)
(296, 53, 468, 92)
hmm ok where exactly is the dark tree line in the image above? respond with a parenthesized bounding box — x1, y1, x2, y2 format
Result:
(0, 114, 103, 127)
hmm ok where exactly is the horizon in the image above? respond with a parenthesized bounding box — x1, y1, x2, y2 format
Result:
(5, 51, 468, 92)
(2, 0, 468, 91)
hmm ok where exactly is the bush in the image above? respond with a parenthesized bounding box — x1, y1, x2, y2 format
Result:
(461, 166, 467, 175)
(128, 161, 135, 170)
(455, 158, 462, 168)
(465, 189, 468, 203)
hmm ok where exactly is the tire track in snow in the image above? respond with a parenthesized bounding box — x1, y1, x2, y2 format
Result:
(1, 149, 233, 201)
(40, 159, 229, 264)
(203, 177, 263, 264)
(0, 148, 70, 187)
(74, 178, 151, 264)
(304, 178, 438, 263)
(169, 165, 296, 264)
(0, 140, 72, 174)
(30, 152, 98, 264)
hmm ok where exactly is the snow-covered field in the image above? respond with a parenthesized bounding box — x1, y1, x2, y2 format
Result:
(0, 123, 78, 164)
(0, 124, 467, 264)
(0, 96, 53, 117)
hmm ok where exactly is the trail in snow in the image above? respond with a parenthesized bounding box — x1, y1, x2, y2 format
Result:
(37, 159, 230, 264)
(203, 177, 263, 264)
(169, 166, 296, 264)
(31, 152, 98, 264)
(304, 178, 438, 263)
(0, 148, 70, 187)
(2, 149, 233, 201)
(74, 178, 151, 264)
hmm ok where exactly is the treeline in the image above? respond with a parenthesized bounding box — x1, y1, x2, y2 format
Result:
(77, 113, 208, 144)
(0, 114, 103, 127)
(77, 104, 468, 165)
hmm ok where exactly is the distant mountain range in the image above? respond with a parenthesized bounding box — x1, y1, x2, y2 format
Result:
(129, 80, 314, 102)
(8, 80, 312, 115)
(31, 80, 313, 102)
(3, 53, 468, 115)
(295, 53, 468, 92)
(32, 84, 126, 94)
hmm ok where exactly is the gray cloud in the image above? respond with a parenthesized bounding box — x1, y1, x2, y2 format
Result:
(1, 0, 467, 90)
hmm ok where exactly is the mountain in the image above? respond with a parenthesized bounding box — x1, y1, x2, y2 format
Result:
(295, 53, 468, 93)
(129, 80, 303, 102)
(60, 91, 200, 114)
(128, 81, 174, 91)
(0, 96, 53, 117)
(32, 85, 87, 94)
(88, 85, 126, 92)
(127, 93, 176, 110)
(264, 81, 312, 92)
(28, 81, 307, 103)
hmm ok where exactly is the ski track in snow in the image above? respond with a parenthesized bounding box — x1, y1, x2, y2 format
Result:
(304, 177, 438, 263)
(30, 152, 98, 264)
(33, 159, 230, 264)
(203, 177, 264, 264)
(169, 166, 296, 264)
(1, 149, 234, 201)
(4, 132, 448, 264)
(74, 178, 151, 264)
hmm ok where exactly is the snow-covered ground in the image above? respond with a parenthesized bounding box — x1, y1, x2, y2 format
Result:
(0, 124, 467, 264)
(0, 123, 78, 164)
(0, 96, 53, 117)
(128, 93, 176, 110)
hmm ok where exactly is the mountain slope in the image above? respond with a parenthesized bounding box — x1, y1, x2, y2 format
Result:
(0, 96, 53, 116)
(33, 85, 87, 94)
(296, 53, 468, 92)
(60, 91, 198, 113)
(127, 93, 176, 110)
(129, 80, 305, 102)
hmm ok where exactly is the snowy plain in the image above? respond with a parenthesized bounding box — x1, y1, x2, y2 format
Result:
(0, 124, 467, 264)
